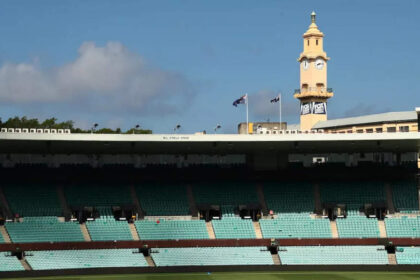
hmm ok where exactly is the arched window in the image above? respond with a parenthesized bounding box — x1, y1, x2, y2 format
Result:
(316, 39, 318, 45)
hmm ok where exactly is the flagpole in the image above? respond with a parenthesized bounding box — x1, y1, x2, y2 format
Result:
(246, 93, 249, 134)
(279, 93, 282, 129)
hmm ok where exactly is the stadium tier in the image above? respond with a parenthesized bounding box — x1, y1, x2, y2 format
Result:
(212, 217, 256, 239)
(134, 219, 209, 240)
(320, 182, 386, 215)
(278, 246, 389, 265)
(263, 182, 314, 214)
(259, 215, 332, 239)
(3, 184, 62, 217)
(25, 249, 148, 270)
(5, 217, 84, 243)
(336, 216, 380, 238)
(0, 253, 24, 271)
(395, 247, 420, 264)
(151, 247, 274, 266)
(385, 216, 420, 237)
(86, 216, 133, 241)
(392, 181, 419, 213)
(135, 183, 190, 216)
(64, 184, 132, 215)
(193, 182, 258, 215)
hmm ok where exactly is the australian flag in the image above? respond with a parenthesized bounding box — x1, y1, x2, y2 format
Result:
(270, 96, 280, 103)
(233, 94, 247, 107)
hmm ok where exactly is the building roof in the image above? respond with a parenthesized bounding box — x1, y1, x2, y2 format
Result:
(313, 111, 417, 129)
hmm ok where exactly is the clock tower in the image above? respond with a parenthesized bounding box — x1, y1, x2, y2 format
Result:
(294, 12, 333, 131)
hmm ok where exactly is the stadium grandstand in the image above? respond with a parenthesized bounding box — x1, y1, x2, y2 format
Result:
(1, 12, 420, 280)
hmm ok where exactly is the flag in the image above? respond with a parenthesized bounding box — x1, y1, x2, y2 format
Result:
(270, 96, 280, 103)
(233, 94, 247, 107)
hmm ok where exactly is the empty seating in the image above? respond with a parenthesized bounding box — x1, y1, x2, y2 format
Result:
(135, 183, 189, 216)
(64, 184, 132, 215)
(193, 182, 258, 215)
(336, 216, 380, 238)
(6, 217, 84, 243)
(135, 219, 208, 240)
(86, 216, 133, 241)
(0, 253, 24, 271)
(392, 181, 419, 213)
(3, 184, 62, 217)
(396, 247, 420, 264)
(212, 217, 256, 239)
(321, 182, 386, 215)
(25, 249, 148, 270)
(278, 246, 388, 265)
(264, 182, 314, 214)
(151, 247, 273, 266)
(385, 216, 420, 237)
(260, 215, 331, 239)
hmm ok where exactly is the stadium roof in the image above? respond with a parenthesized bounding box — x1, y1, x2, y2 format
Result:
(313, 111, 417, 129)
(0, 132, 419, 154)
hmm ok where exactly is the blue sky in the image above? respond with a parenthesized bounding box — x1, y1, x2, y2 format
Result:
(0, 0, 418, 133)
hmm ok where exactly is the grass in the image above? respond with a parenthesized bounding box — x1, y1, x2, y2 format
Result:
(4, 271, 420, 280)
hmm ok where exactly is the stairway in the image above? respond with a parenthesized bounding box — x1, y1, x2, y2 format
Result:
(145, 256, 156, 267)
(0, 187, 12, 218)
(256, 184, 268, 216)
(388, 253, 397, 265)
(385, 183, 395, 214)
(0, 225, 11, 243)
(378, 220, 387, 238)
(206, 221, 216, 239)
(56, 186, 70, 217)
(253, 221, 263, 239)
(80, 224, 91, 242)
(19, 258, 32, 271)
(129, 223, 140, 240)
(330, 220, 339, 238)
(186, 184, 198, 216)
(272, 254, 281, 265)
(130, 185, 144, 219)
(313, 183, 322, 213)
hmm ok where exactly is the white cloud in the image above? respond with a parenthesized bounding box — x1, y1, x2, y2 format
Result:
(0, 41, 194, 115)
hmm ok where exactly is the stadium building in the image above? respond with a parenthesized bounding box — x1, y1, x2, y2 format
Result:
(1, 12, 420, 279)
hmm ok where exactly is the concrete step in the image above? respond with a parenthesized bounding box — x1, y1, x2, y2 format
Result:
(129, 223, 140, 241)
(186, 184, 198, 216)
(378, 220, 387, 238)
(145, 256, 156, 267)
(19, 258, 32, 271)
(130, 185, 144, 219)
(272, 254, 281, 265)
(330, 220, 339, 238)
(0, 225, 11, 243)
(388, 253, 397, 265)
(206, 221, 216, 239)
(80, 223, 91, 242)
(253, 221, 263, 239)
(256, 184, 268, 216)
(385, 183, 395, 214)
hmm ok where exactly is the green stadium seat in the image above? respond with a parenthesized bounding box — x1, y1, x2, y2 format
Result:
(135, 219, 209, 240)
(385, 216, 420, 237)
(396, 247, 420, 264)
(151, 247, 273, 266)
(278, 246, 388, 265)
(25, 249, 148, 270)
(86, 216, 133, 241)
(392, 181, 419, 213)
(336, 216, 380, 238)
(212, 217, 256, 239)
(0, 253, 24, 271)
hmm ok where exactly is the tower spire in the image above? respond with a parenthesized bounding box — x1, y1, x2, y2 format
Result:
(311, 11, 316, 24)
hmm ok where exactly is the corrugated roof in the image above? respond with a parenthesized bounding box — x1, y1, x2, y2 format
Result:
(313, 111, 417, 129)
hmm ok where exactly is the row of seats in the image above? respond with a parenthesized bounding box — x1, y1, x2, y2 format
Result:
(278, 246, 388, 265)
(134, 219, 209, 240)
(0, 253, 24, 271)
(151, 247, 273, 266)
(25, 249, 148, 270)
(86, 216, 133, 241)
(396, 247, 420, 264)
(385, 216, 420, 237)
(336, 216, 380, 238)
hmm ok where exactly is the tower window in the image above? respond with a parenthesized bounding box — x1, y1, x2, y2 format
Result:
(307, 40, 309, 46)
(316, 39, 318, 45)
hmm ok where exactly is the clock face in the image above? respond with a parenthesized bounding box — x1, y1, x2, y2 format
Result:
(302, 59, 309, 70)
(315, 58, 325, 70)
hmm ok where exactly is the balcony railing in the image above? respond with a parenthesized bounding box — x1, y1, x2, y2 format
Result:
(294, 87, 333, 94)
